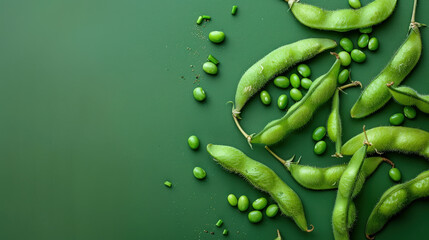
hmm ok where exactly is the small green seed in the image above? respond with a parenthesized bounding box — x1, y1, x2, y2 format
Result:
(277, 94, 288, 110)
(340, 38, 354, 52)
(339, 51, 352, 67)
(403, 106, 417, 119)
(193, 87, 206, 102)
(368, 37, 379, 51)
(360, 27, 373, 34)
(231, 5, 238, 15)
(260, 90, 271, 105)
(351, 49, 366, 63)
(314, 140, 327, 155)
(301, 78, 312, 89)
(216, 219, 223, 227)
(238, 195, 249, 212)
(290, 88, 303, 101)
(389, 168, 402, 182)
(208, 31, 225, 43)
(358, 34, 369, 48)
(196, 16, 203, 25)
(188, 135, 200, 150)
(338, 69, 350, 85)
(203, 62, 218, 75)
(290, 73, 301, 88)
(252, 197, 268, 210)
(265, 204, 279, 218)
(164, 181, 172, 188)
(207, 54, 219, 65)
(297, 64, 311, 77)
(312, 126, 326, 141)
(273, 76, 290, 88)
(348, 0, 361, 9)
(227, 194, 238, 207)
(389, 113, 405, 126)
(223, 229, 228, 235)
(248, 210, 263, 223)
(193, 167, 206, 180)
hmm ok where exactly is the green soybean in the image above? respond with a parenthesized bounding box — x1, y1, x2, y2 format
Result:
(260, 90, 272, 105)
(389, 113, 404, 126)
(301, 78, 312, 89)
(368, 37, 379, 51)
(203, 62, 218, 75)
(208, 31, 225, 43)
(339, 51, 351, 67)
(350, 1, 422, 118)
(403, 106, 417, 119)
(333, 132, 370, 240)
(312, 126, 326, 141)
(193, 167, 206, 180)
(290, 73, 301, 88)
(188, 135, 200, 150)
(351, 49, 366, 63)
(232, 38, 337, 117)
(348, 0, 361, 9)
(360, 27, 373, 33)
(250, 57, 341, 145)
(207, 144, 312, 231)
(287, 0, 397, 32)
(274, 76, 290, 88)
(357, 34, 369, 48)
(338, 69, 350, 84)
(248, 210, 263, 223)
(266, 204, 279, 217)
(314, 141, 327, 155)
(290, 88, 303, 102)
(252, 197, 268, 210)
(387, 84, 429, 114)
(227, 194, 238, 206)
(193, 87, 206, 102)
(278, 94, 288, 110)
(341, 126, 429, 158)
(366, 170, 429, 238)
(340, 38, 353, 52)
(389, 168, 401, 182)
(238, 195, 249, 212)
(297, 64, 311, 77)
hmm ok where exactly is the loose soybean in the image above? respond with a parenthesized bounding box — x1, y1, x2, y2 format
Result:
(260, 90, 272, 105)
(351, 49, 366, 63)
(360, 27, 373, 33)
(312, 126, 326, 141)
(203, 62, 218, 75)
(340, 38, 353, 52)
(252, 197, 268, 210)
(389, 113, 404, 125)
(349, 0, 362, 9)
(248, 210, 263, 223)
(368, 37, 379, 51)
(290, 88, 303, 101)
(290, 74, 301, 88)
(339, 51, 351, 67)
(266, 204, 279, 217)
(338, 69, 350, 84)
(188, 135, 200, 150)
(389, 168, 401, 182)
(274, 76, 290, 88)
(301, 78, 312, 89)
(314, 141, 327, 155)
(193, 167, 207, 180)
(404, 106, 417, 119)
(238, 195, 249, 212)
(297, 64, 311, 77)
(278, 94, 288, 110)
(193, 87, 206, 102)
(208, 31, 225, 43)
(227, 194, 238, 206)
(358, 34, 369, 48)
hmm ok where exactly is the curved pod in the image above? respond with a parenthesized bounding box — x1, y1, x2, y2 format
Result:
(387, 84, 429, 113)
(287, 0, 397, 32)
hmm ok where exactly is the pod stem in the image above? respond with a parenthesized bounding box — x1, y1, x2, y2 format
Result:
(386, 81, 395, 87)
(411, 0, 417, 24)
(338, 81, 362, 92)
(366, 233, 375, 240)
(306, 224, 314, 232)
(382, 157, 395, 168)
(264, 146, 296, 167)
(276, 229, 282, 240)
(362, 125, 372, 146)
(330, 52, 339, 59)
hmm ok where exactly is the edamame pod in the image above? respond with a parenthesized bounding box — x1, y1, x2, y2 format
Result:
(232, 38, 337, 117)
(365, 170, 429, 239)
(341, 126, 429, 158)
(387, 83, 429, 113)
(286, 0, 397, 32)
(350, 0, 422, 118)
(206, 144, 313, 232)
(333, 132, 370, 240)
(250, 57, 341, 145)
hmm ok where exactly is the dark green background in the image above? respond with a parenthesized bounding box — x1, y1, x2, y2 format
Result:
(0, 0, 428, 239)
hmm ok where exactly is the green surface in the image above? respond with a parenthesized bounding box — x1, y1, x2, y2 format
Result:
(0, 0, 428, 239)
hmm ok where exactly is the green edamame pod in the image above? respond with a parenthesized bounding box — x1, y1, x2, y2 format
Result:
(333, 132, 370, 240)
(286, 0, 397, 32)
(232, 38, 337, 117)
(250, 56, 341, 146)
(350, 1, 422, 118)
(387, 82, 429, 113)
(341, 126, 429, 158)
(327, 89, 342, 157)
(365, 170, 429, 239)
(266, 147, 384, 194)
(206, 144, 313, 232)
